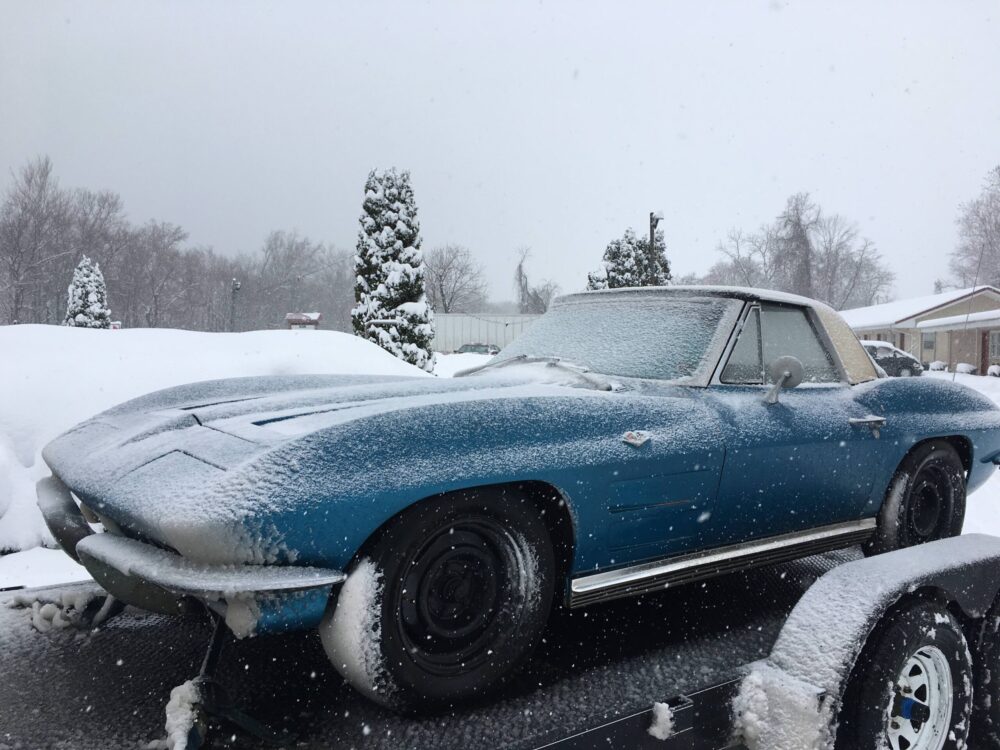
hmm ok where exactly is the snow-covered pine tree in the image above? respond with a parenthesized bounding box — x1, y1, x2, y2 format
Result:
(63, 255, 112, 328)
(352, 168, 435, 372)
(587, 227, 672, 290)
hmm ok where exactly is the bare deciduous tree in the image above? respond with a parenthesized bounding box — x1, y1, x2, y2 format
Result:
(514, 248, 558, 313)
(424, 244, 488, 313)
(695, 196, 893, 309)
(950, 166, 1000, 288)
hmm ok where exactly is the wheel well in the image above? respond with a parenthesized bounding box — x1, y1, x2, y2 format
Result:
(350, 481, 577, 585)
(513, 480, 577, 585)
(900, 435, 973, 478)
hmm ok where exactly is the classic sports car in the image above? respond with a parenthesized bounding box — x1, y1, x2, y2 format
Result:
(38, 287, 1000, 711)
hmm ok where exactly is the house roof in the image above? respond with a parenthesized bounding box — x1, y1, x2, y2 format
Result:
(840, 286, 1000, 330)
(916, 308, 1000, 332)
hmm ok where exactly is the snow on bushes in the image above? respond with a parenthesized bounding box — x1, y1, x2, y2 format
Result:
(0, 325, 427, 552)
(63, 255, 112, 328)
(956, 362, 977, 374)
(989, 364, 1000, 377)
(929, 360, 947, 371)
(352, 168, 435, 372)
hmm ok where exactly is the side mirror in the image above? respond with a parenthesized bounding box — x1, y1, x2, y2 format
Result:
(765, 356, 804, 405)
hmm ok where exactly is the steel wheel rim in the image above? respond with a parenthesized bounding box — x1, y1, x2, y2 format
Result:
(397, 517, 521, 676)
(908, 466, 950, 541)
(885, 645, 953, 750)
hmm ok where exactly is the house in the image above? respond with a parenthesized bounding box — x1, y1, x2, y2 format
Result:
(840, 286, 1000, 372)
(285, 312, 322, 330)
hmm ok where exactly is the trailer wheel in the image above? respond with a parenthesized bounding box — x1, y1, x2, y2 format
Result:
(319, 488, 555, 713)
(866, 441, 965, 556)
(838, 601, 972, 750)
(973, 597, 1000, 747)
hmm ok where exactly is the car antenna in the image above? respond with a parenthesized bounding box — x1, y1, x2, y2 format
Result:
(955, 241, 987, 382)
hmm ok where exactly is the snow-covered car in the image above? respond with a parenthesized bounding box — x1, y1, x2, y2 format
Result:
(860, 339, 924, 377)
(37, 286, 1000, 712)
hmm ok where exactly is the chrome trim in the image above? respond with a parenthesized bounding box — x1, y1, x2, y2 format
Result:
(569, 518, 876, 608)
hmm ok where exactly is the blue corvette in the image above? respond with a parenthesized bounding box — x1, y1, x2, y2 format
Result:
(38, 287, 1000, 710)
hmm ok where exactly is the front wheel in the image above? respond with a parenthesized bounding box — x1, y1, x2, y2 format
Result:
(866, 441, 965, 556)
(900, 367, 913, 377)
(837, 601, 973, 750)
(319, 488, 555, 712)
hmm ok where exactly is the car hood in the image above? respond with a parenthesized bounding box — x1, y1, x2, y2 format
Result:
(42, 370, 614, 562)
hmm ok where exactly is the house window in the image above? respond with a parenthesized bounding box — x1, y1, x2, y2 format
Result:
(990, 331, 1000, 360)
(922, 333, 936, 353)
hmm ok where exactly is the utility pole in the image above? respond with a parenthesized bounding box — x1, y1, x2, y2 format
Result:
(650, 211, 664, 252)
(229, 278, 241, 332)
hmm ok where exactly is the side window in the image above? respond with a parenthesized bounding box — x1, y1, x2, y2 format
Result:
(721, 307, 763, 383)
(760, 304, 840, 383)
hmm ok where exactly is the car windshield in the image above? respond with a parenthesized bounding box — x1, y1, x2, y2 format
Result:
(475, 294, 741, 381)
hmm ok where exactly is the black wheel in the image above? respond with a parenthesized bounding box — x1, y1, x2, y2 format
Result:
(973, 596, 1000, 747)
(866, 441, 965, 556)
(837, 601, 973, 750)
(319, 487, 555, 712)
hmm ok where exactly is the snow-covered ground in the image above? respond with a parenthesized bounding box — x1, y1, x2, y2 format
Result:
(0, 325, 428, 562)
(1, 330, 998, 590)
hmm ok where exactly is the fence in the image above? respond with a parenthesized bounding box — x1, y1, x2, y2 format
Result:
(431, 313, 541, 352)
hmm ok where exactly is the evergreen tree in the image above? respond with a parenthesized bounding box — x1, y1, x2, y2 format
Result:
(587, 227, 671, 290)
(352, 168, 435, 371)
(63, 255, 111, 328)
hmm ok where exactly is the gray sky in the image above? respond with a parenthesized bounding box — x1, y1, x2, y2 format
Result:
(2, 0, 998, 303)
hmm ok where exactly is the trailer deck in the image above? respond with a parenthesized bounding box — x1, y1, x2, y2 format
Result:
(0, 549, 858, 749)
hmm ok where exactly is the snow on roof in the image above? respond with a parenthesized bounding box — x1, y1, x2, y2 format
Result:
(840, 286, 1000, 330)
(562, 285, 822, 309)
(916, 308, 1000, 331)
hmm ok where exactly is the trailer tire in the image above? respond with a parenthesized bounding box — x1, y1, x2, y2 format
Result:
(973, 597, 1000, 747)
(866, 441, 966, 556)
(837, 601, 972, 750)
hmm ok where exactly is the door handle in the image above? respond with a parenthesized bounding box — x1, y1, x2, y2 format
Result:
(849, 415, 886, 438)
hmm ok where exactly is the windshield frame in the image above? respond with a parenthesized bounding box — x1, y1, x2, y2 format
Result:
(461, 291, 745, 387)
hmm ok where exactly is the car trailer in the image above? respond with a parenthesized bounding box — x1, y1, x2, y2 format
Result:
(4, 535, 1000, 749)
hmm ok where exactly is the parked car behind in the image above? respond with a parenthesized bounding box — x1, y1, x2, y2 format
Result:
(861, 339, 924, 377)
(456, 342, 499, 355)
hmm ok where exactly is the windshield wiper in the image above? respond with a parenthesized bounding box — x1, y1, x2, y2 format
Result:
(456, 355, 614, 391)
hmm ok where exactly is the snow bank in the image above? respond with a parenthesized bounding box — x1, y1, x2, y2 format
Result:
(0, 547, 90, 589)
(433, 351, 493, 377)
(0, 324, 426, 553)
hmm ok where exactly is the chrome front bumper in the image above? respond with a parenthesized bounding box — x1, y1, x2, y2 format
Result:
(37, 476, 345, 635)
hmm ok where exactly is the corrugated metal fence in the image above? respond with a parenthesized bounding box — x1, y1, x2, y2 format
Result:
(432, 313, 541, 352)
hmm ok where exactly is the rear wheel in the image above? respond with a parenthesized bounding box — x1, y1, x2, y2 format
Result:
(320, 488, 555, 712)
(866, 442, 965, 556)
(837, 601, 973, 750)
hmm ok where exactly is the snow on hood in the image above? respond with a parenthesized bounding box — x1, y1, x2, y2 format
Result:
(42, 369, 609, 565)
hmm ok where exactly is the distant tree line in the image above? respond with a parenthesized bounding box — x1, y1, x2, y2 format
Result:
(0, 157, 358, 331)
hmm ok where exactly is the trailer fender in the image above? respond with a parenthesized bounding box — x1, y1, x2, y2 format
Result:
(732, 534, 1000, 750)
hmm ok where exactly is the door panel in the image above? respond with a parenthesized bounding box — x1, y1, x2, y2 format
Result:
(705, 386, 883, 546)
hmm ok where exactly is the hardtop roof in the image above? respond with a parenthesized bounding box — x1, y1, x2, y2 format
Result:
(554, 285, 823, 309)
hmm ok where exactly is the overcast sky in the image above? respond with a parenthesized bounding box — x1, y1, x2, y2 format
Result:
(2, 1, 998, 303)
